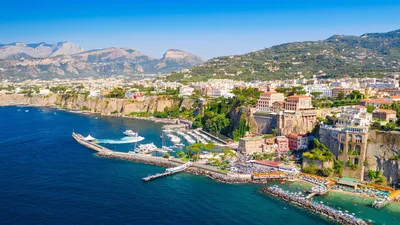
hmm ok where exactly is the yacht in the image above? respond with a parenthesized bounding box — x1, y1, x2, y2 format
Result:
(167, 134, 181, 144)
(135, 143, 158, 153)
(123, 130, 138, 137)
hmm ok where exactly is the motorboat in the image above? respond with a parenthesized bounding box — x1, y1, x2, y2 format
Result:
(135, 143, 158, 153)
(174, 143, 185, 148)
(124, 130, 138, 137)
(167, 134, 181, 144)
(162, 146, 174, 152)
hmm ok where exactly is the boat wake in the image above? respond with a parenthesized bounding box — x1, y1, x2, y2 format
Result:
(97, 136, 145, 144)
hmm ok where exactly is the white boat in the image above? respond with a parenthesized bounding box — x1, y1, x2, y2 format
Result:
(176, 131, 196, 144)
(135, 143, 158, 153)
(167, 134, 181, 144)
(174, 143, 185, 148)
(162, 146, 174, 152)
(123, 130, 138, 137)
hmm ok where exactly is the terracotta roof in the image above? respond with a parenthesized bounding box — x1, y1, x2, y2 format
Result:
(287, 95, 311, 99)
(286, 133, 301, 138)
(360, 98, 392, 104)
(390, 96, 400, 99)
(253, 160, 281, 167)
(374, 109, 397, 114)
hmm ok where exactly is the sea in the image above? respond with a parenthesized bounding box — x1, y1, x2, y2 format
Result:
(0, 106, 398, 225)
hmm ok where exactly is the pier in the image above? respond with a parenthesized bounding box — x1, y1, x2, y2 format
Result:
(143, 171, 173, 181)
(142, 162, 193, 182)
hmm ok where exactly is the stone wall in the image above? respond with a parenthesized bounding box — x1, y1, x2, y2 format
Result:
(252, 113, 277, 134)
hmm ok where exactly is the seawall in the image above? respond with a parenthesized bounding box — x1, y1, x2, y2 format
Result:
(261, 187, 369, 225)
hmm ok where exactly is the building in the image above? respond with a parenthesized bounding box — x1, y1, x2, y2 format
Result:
(390, 96, 400, 102)
(372, 109, 397, 123)
(256, 91, 284, 112)
(284, 95, 313, 111)
(38, 89, 51, 96)
(238, 136, 264, 155)
(88, 90, 100, 98)
(286, 133, 308, 151)
(237, 136, 277, 155)
(332, 87, 353, 99)
(275, 136, 289, 152)
(179, 87, 194, 96)
(319, 125, 369, 181)
(304, 85, 332, 98)
(360, 98, 393, 108)
(337, 106, 372, 127)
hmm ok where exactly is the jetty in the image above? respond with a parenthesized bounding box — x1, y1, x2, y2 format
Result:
(142, 162, 193, 182)
(372, 189, 400, 209)
(261, 186, 369, 225)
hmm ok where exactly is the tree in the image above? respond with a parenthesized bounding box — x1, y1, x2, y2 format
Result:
(366, 105, 375, 113)
(310, 92, 323, 98)
(163, 153, 170, 159)
(176, 152, 185, 159)
(337, 91, 345, 100)
(106, 87, 125, 99)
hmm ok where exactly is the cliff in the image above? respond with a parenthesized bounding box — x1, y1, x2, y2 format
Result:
(365, 130, 400, 184)
(0, 94, 189, 116)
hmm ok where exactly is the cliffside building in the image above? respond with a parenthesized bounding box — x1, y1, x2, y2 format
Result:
(337, 106, 372, 127)
(256, 91, 284, 112)
(284, 95, 313, 111)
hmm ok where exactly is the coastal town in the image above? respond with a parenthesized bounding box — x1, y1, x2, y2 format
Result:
(2, 73, 400, 224)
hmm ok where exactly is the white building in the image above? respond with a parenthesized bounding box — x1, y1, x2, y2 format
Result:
(88, 90, 100, 98)
(39, 89, 51, 96)
(304, 85, 332, 98)
(337, 106, 372, 127)
(179, 87, 194, 96)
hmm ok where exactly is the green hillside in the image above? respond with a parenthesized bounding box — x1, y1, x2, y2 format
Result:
(166, 29, 400, 82)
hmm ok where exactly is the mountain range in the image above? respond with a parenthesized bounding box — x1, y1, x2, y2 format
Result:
(167, 29, 400, 82)
(0, 42, 203, 80)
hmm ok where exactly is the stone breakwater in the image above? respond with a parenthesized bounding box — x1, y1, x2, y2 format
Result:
(261, 186, 369, 225)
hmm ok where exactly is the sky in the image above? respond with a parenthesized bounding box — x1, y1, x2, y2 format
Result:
(0, 0, 399, 59)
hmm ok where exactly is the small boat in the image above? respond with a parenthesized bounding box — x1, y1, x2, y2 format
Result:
(123, 130, 138, 137)
(174, 143, 185, 148)
(162, 146, 174, 152)
(25, 110, 29, 112)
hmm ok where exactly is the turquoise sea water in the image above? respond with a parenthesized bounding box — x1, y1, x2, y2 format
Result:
(0, 106, 397, 224)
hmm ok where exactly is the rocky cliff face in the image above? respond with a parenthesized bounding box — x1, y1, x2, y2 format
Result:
(0, 94, 189, 116)
(365, 130, 400, 184)
(0, 43, 203, 80)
